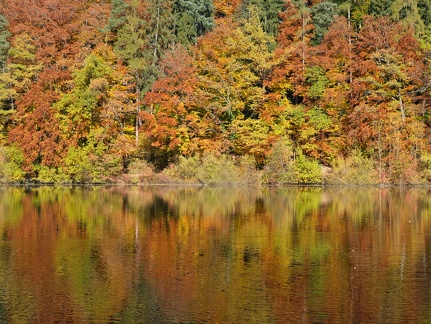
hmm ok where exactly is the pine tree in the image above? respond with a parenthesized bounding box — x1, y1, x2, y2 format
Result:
(310, 1, 339, 45)
(174, 0, 214, 45)
(418, 0, 431, 26)
(0, 14, 10, 72)
(262, 0, 284, 36)
(105, 0, 130, 35)
(146, 0, 175, 63)
(369, 0, 393, 17)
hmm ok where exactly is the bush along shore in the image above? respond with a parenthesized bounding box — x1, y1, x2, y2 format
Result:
(0, 140, 427, 186)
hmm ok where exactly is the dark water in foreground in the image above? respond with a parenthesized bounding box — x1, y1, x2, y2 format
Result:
(0, 186, 430, 323)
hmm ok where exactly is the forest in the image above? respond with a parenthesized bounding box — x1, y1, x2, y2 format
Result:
(0, 0, 430, 185)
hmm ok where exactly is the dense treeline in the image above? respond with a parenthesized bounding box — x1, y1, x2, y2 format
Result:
(0, 0, 430, 185)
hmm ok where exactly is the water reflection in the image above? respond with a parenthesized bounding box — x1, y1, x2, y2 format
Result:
(0, 186, 430, 322)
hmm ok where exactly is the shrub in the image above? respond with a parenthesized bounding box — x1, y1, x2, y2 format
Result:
(262, 137, 295, 184)
(171, 155, 200, 182)
(387, 152, 422, 185)
(64, 146, 94, 183)
(165, 153, 261, 185)
(0, 145, 25, 182)
(63, 146, 122, 183)
(294, 151, 322, 183)
(325, 149, 379, 185)
(419, 152, 431, 182)
(263, 137, 321, 185)
(36, 165, 68, 183)
(196, 153, 238, 185)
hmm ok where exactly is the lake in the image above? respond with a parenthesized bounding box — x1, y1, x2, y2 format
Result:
(0, 186, 430, 323)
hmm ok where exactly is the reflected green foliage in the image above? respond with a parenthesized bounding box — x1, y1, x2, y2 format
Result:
(0, 187, 25, 225)
(114, 272, 160, 323)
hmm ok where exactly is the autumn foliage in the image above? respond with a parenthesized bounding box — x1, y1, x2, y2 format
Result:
(0, 0, 430, 184)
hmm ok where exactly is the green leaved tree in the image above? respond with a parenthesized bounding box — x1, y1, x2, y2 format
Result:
(55, 45, 135, 176)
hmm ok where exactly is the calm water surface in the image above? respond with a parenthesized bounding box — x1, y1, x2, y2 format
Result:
(0, 186, 430, 323)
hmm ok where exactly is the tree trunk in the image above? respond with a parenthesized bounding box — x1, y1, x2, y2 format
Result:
(135, 73, 141, 146)
(153, 4, 160, 66)
(398, 87, 405, 123)
(347, 5, 353, 84)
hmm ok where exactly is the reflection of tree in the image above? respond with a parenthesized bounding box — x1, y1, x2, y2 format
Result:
(0, 187, 150, 322)
(0, 187, 431, 322)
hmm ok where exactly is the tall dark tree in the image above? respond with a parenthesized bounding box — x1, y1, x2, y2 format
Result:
(145, 0, 175, 63)
(418, 0, 431, 26)
(261, 0, 285, 36)
(174, 0, 214, 45)
(369, 0, 393, 17)
(0, 14, 10, 72)
(310, 1, 339, 45)
(105, 0, 130, 35)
